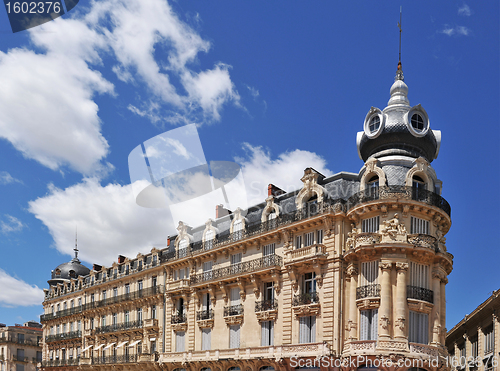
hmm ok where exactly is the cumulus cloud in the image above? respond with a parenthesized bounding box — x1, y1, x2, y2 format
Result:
(458, 4, 472, 16)
(0, 0, 240, 174)
(1, 215, 25, 234)
(0, 269, 44, 307)
(0, 171, 23, 185)
(28, 145, 334, 265)
(441, 25, 470, 36)
(237, 144, 334, 206)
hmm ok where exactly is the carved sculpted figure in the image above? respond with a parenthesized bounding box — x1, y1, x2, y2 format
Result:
(381, 213, 406, 238)
(346, 223, 357, 249)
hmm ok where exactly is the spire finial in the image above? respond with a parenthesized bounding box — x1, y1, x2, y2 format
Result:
(396, 6, 404, 81)
(74, 226, 79, 260)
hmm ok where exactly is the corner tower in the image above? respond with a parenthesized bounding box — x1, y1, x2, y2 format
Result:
(343, 62, 453, 371)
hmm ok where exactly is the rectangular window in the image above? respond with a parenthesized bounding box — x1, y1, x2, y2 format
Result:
(230, 287, 240, 306)
(202, 293, 210, 311)
(299, 316, 316, 343)
(304, 231, 314, 247)
(176, 331, 185, 352)
(471, 335, 478, 359)
(125, 284, 130, 294)
(261, 321, 274, 346)
(112, 313, 117, 325)
(137, 308, 143, 322)
(484, 325, 494, 353)
(202, 328, 211, 350)
(360, 261, 379, 286)
(77, 321, 81, 332)
(410, 262, 430, 289)
(101, 315, 106, 326)
(408, 310, 429, 344)
(362, 216, 379, 233)
(411, 216, 430, 234)
(125, 311, 130, 323)
(78, 298, 82, 306)
(304, 272, 316, 294)
(152, 276, 158, 286)
(203, 261, 213, 281)
(102, 290, 107, 300)
(151, 305, 156, 319)
(317, 229, 323, 244)
(360, 309, 378, 340)
(233, 220, 243, 240)
(229, 325, 240, 349)
(295, 235, 302, 249)
(113, 287, 118, 297)
(70, 300, 74, 308)
(264, 282, 274, 301)
(230, 253, 242, 274)
(138, 280, 143, 291)
(90, 318, 94, 330)
(150, 341, 156, 353)
(263, 243, 275, 256)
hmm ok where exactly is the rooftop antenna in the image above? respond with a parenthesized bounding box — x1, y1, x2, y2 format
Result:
(396, 6, 404, 81)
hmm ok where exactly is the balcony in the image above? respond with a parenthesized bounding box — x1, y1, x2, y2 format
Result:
(347, 185, 451, 217)
(407, 234, 437, 249)
(190, 255, 282, 285)
(40, 305, 84, 322)
(284, 244, 328, 264)
(95, 320, 143, 334)
(223, 304, 244, 325)
(83, 285, 164, 310)
(91, 354, 139, 364)
(407, 285, 434, 304)
(166, 278, 190, 293)
(0, 337, 40, 346)
(171, 314, 187, 324)
(171, 313, 187, 332)
(196, 309, 214, 328)
(255, 299, 278, 322)
(292, 292, 320, 317)
(354, 233, 382, 247)
(356, 284, 381, 300)
(13, 355, 29, 362)
(45, 331, 82, 342)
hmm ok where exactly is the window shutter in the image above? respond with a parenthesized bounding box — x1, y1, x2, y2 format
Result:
(263, 243, 275, 256)
(202, 293, 209, 311)
(296, 235, 302, 249)
(360, 261, 379, 286)
(176, 331, 185, 352)
(230, 287, 240, 306)
(370, 309, 378, 340)
(261, 321, 269, 346)
(360, 310, 369, 340)
(317, 229, 323, 244)
(202, 328, 211, 350)
(310, 316, 316, 342)
(410, 262, 429, 289)
(362, 216, 380, 233)
(229, 325, 240, 348)
(411, 216, 429, 234)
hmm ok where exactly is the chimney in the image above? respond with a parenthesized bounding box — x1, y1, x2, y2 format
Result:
(268, 184, 285, 197)
(93, 264, 102, 272)
(166, 236, 171, 247)
(216, 204, 232, 219)
(118, 255, 126, 264)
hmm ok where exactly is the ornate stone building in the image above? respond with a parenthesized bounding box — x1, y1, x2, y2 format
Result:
(0, 322, 43, 371)
(446, 289, 500, 371)
(40, 62, 453, 371)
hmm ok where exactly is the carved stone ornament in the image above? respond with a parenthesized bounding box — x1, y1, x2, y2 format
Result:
(295, 168, 326, 209)
(293, 303, 320, 317)
(381, 213, 407, 239)
(395, 316, 405, 331)
(322, 216, 334, 236)
(346, 223, 357, 249)
(224, 315, 243, 326)
(261, 197, 280, 222)
(197, 319, 214, 329)
(346, 265, 358, 277)
(380, 315, 390, 329)
(407, 299, 433, 314)
(396, 262, 409, 271)
(380, 261, 392, 270)
(172, 323, 187, 332)
(346, 319, 357, 332)
(256, 309, 278, 322)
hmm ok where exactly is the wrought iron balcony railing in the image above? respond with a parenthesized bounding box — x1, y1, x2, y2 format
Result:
(190, 254, 282, 284)
(196, 309, 214, 321)
(255, 299, 278, 312)
(356, 284, 381, 300)
(91, 354, 138, 364)
(95, 320, 142, 334)
(85, 286, 164, 310)
(171, 314, 187, 324)
(0, 337, 40, 346)
(42, 358, 80, 367)
(347, 185, 451, 217)
(292, 292, 319, 306)
(407, 285, 434, 303)
(45, 331, 82, 342)
(12, 355, 29, 362)
(41, 305, 83, 322)
(224, 304, 243, 317)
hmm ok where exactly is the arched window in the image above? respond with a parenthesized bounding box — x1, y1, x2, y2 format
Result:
(267, 212, 277, 229)
(205, 229, 214, 250)
(367, 175, 379, 198)
(233, 219, 243, 241)
(412, 175, 426, 200)
(178, 239, 188, 258)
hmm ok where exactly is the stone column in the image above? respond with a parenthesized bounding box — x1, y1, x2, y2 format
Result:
(378, 261, 392, 339)
(431, 270, 443, 345)
(440, 276, 448, 345)
(347, 265, 358, 341)
(395, 262, 408, 339)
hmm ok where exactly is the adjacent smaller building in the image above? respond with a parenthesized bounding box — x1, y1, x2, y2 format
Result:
(446, 289, 500, 371)
(0, 322, 43, 371)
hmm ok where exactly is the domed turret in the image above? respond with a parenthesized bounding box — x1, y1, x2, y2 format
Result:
(356, 63, 441, 163)
(47, 244, 90, 286)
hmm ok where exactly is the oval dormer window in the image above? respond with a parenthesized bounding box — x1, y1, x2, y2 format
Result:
(405, 105, 429, 137)
(363, 107, 384, 139)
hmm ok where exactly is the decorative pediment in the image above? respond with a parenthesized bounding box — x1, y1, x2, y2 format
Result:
(359, 158, 386, 191)
(261, 196, 280, 222)
(405, 157, 434, 190)
(295, 168, 327, 209)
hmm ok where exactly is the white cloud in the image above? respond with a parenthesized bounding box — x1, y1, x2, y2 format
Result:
(0, 269, 44, 307)
(0, 0, 240, 175)
(1, 215, 25, 234)
(236, 144, 334, 206)
(458, 4, 472, 16)
(441, 25, 470, 36)
(246, 85, 260, 99)
(0, 171, 22, 185)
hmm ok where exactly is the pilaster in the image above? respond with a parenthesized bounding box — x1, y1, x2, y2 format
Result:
(394, 262, 408, 339)
(378, 261, 392, 339)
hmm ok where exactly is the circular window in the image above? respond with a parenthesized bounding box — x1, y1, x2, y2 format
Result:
(363, 108, 384, 138)
(405, 105, 429, 137)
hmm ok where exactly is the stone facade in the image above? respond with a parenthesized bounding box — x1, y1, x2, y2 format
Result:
(0, 322, 43, 371)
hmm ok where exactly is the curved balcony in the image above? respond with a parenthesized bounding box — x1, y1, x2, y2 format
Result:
(407, 234, 437, 249)
(354, 233, 382, 247)
(347, 185, 451, 217)
(407, 285, 434, 303)
(95, 320, 142, 334)
(356, 284, 381, 300)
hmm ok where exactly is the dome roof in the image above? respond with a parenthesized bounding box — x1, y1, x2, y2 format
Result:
(48, 248, 90, 286)
(356, 65, 441, 163)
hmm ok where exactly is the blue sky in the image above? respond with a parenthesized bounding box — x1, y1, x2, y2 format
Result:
(0, 0, 498, 332)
